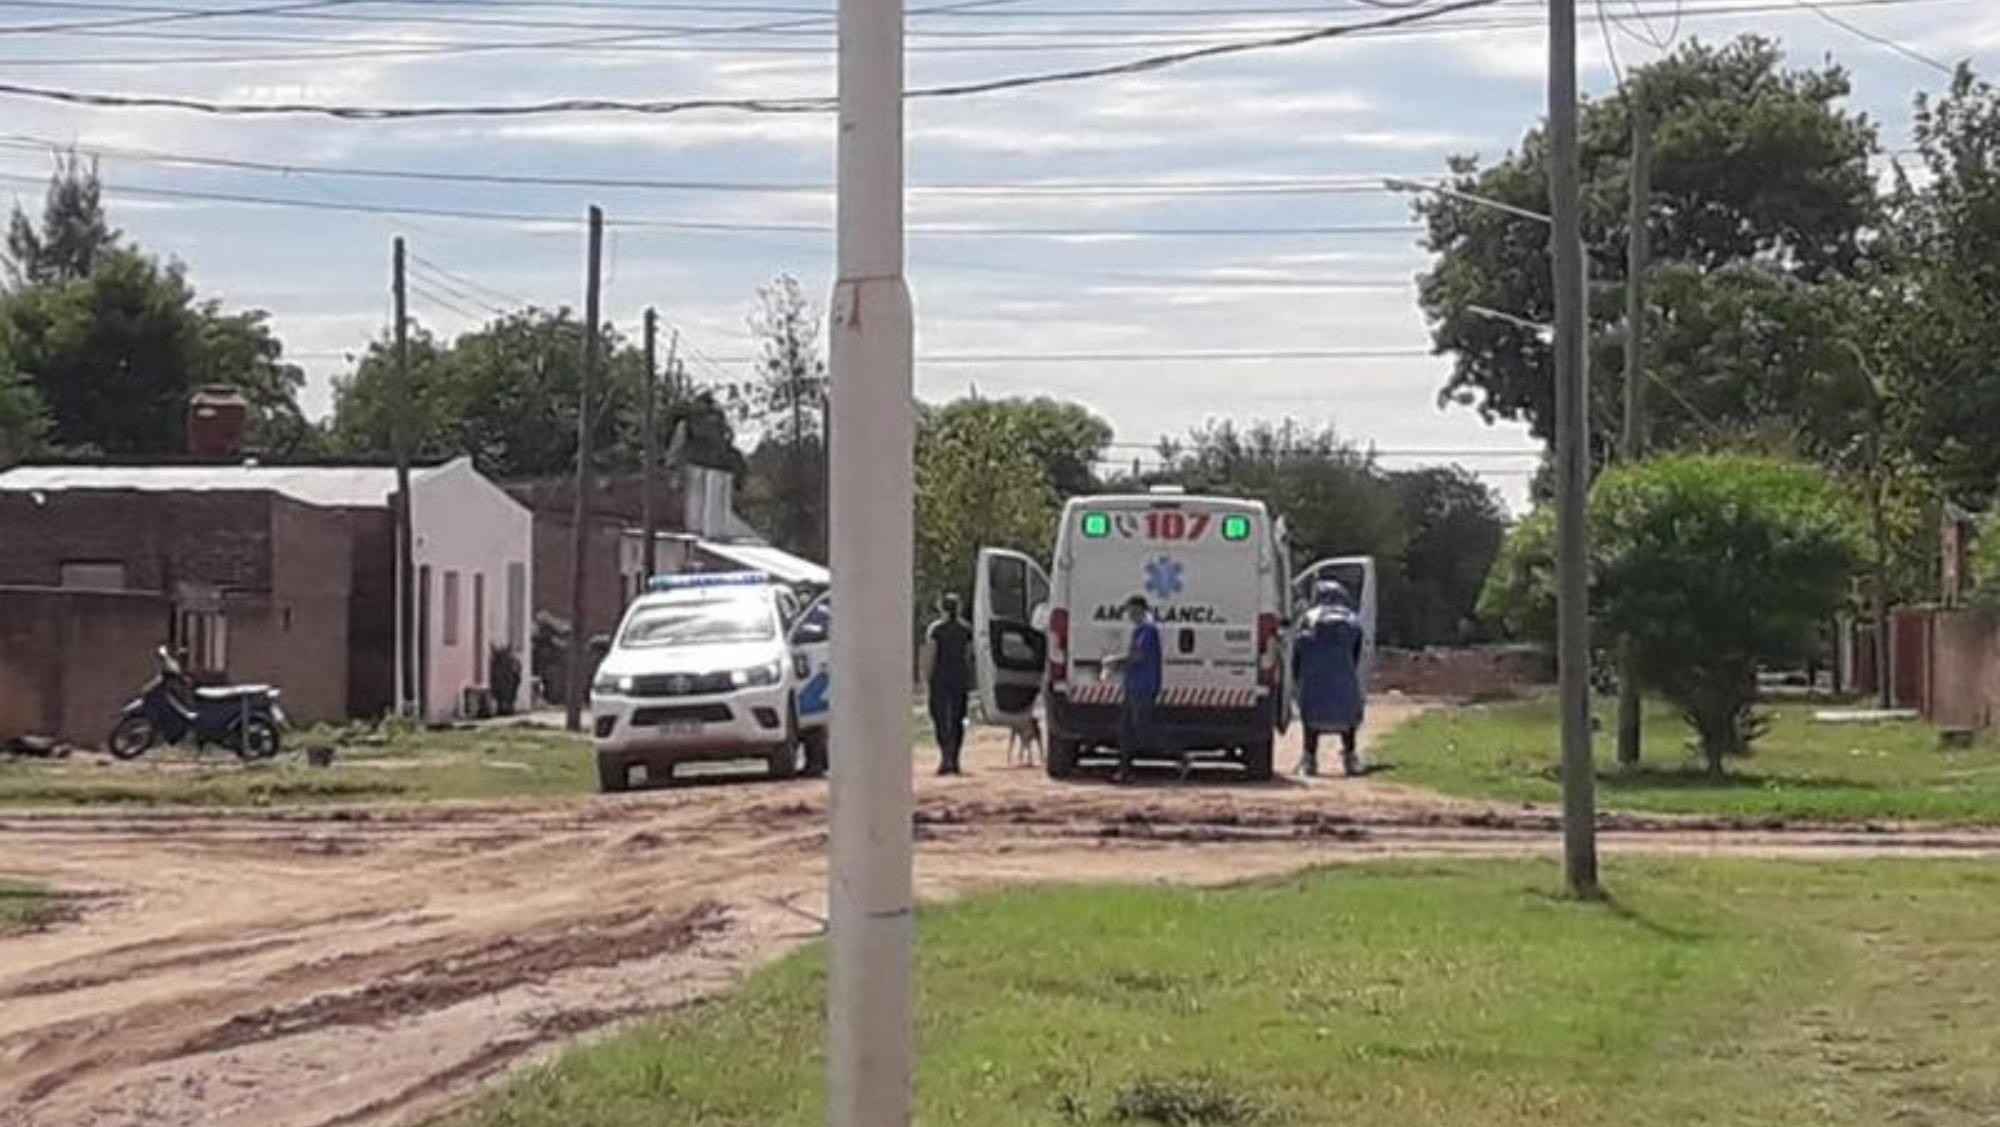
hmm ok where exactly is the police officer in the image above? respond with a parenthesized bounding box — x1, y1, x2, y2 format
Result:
(923, 594, 974, 776)
(1293, 580, 1366, 777)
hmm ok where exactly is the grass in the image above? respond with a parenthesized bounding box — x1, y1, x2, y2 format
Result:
(1375, 698, 2000, 824)
(0, 878, 63, 935)
(0, 724, 595, 808)
(440, 859, 2000, 1127)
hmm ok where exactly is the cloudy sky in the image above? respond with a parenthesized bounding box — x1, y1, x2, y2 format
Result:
(2, 0, 1991, 506)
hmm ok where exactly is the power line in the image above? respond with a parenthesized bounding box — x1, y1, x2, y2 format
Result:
(0, 0, 1504, 118)
(405, 280, 487, 323)
(0, 169, 1421, 238)
(0, 0, 370, 36)
(1786, 0, 1955, 74)
(0, 134, 1424, 197)
(706, 347, 1433, 363)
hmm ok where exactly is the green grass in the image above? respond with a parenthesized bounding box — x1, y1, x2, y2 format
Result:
(1375, 698, 2000, 824)
(440, 860, 2000, 1127)
(0, 878, 62, 934)
(0, 725, 595, 808)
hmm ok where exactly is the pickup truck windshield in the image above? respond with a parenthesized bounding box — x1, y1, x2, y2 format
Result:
(621, 597, 776, 647)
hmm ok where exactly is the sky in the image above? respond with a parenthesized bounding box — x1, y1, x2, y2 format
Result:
(1, 0, 1993, 509)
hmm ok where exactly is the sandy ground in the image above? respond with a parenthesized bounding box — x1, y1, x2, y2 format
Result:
(5, 698, 2000, 1127)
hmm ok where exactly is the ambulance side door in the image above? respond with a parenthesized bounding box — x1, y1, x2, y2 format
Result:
(973, 547, 1050, 723)
(1293, 556, 1378, 686)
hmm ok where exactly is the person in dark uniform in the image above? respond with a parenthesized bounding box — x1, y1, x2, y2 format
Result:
(923, 594, 974, 775)
(1107, 594, 1163, 783)
(1292, 579, 1366, 777)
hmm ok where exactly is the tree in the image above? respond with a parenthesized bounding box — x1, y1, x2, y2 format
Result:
(915, 398, 1062, 614)
(1416, 37, 1878, 448)
(1878, 66, 2000, 507)
(5, 149, 119, 289)
(0, 322, 48, 465)
(735, 275, 827, 559)
(1383, 467, 1508, 646)
(1476, 507, 1556, 643)
(328, 308, 742, 480)
(1146, 420, 1406, 579)
(997, 395, 1113, 496)
(1593, 455, 1858, 773)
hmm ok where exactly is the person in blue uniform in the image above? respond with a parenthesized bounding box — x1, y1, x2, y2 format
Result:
(1108, 594, 1163, 783)
(1293, 579, 1366, 777)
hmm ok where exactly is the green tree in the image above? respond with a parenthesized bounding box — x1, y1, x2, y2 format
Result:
(735, 275, 827, 559)
(1384, 467, 1508, 646)
(1878, 66, 2000, 506)
(328, 308, 742, 480)
(4, 149, 118, 288)
(915, 398, 1061, 614)
(1594, 455, 1859, 773)
(1147, 420, 1406, 577)
(1001, 395, 1113, 496)
(1476, 507, 1555, 642)
(0, 322, 48, 465)
(1416, 37, 1878, 447)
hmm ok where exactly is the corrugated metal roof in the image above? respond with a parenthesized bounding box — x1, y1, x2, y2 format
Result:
(0, 464, 431, 509)
(697, 540, 829, 587)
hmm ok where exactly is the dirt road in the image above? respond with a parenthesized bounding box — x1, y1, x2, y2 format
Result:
(5, 700, 2000, 1127)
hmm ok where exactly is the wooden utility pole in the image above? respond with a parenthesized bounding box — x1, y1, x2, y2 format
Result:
(1616, 107, 1652, 770)
(564, 206, 604, 733)
(641, 306, 660, 582)
(1549, 0, 1600, 897)
(392, 237, 417, 719)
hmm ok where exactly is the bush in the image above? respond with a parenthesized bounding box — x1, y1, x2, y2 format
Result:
(1476, 507, 1556, 642)
(490, 645, 522, 715)
(1593, 455, 1859, 773)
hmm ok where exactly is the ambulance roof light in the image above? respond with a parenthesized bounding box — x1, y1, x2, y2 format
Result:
(1148, 484, 1187, 496)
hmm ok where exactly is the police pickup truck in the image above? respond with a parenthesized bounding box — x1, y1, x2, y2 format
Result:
(589, 572, 829, 791)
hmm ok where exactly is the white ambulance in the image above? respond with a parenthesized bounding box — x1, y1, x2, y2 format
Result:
(974, 488, 1374, 780)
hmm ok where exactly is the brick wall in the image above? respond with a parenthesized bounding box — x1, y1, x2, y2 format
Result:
(0, 587, 169, 745)
(229, 497, 354, 725)
(345, 507, 396, 719)
(1370, 645, 1555, 699)
(0, 489, 277, 593)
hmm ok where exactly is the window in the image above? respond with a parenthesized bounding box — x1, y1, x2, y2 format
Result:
(60, 561, 127, 589)
(473, 573, 487, 683)
(442, 570, 462, 647)
(173, 609, 228, 675)
(792, 598, 831, 645)
(620, 596, 777, 648)
(506, 562, 527, 654)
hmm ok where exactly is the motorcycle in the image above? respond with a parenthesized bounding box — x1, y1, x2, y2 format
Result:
(107, 647, 287, 761)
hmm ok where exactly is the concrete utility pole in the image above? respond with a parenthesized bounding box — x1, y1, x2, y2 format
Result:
(391, 237, 417, 719)
(641, 306, 660, 582)
(828, 0, 915, 1122)
(564, 206, 604, 734)
(1616, 107, 1651, 770)
(1549, 0, 1600, 896)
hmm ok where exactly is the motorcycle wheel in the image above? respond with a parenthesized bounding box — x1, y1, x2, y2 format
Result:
(236, 717, 282, 761)
(108, 716, 157, 760)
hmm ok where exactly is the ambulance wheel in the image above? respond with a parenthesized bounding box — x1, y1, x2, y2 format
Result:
(1242, 736, 1275, 782)
(1045, 736, 1080, 780)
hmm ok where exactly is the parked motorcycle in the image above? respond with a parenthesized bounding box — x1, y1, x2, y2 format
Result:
(107, 647, 287, 761)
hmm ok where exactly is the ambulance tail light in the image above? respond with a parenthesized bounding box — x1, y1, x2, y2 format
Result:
(1047, 608, 1070, 684)
(1256, 611, 1281, 687)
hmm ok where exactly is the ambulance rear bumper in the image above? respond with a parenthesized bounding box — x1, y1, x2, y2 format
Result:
(1048, 688, 1275, 755)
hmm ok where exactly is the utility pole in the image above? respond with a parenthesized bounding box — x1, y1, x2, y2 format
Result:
(564, 206, 604, 733)
(391, 237, 417, 720)
(641, 306, 660, 583)
(1549, 0, 1599, 896)
(1616, 106, 1651, 770)
(828, 0, 915, 1122)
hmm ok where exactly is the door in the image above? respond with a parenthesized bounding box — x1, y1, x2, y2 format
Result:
(1293, 556, 1378, 685)
(974, 548, 1050, 723)
(788, 592, 831, 732)
(473, 573, 487, 685)
(1272, 519, 1295, 733)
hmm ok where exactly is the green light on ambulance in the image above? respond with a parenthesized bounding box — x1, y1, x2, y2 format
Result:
(1081, 511, 1111, 539)
(1221, 515, 1252, 541)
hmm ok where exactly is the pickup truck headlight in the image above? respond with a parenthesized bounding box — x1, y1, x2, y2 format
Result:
(592, 674, 634, 696)
(731, 662, 783, 688)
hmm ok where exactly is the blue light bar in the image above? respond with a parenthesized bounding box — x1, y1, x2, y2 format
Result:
(647, 570, 771, 592)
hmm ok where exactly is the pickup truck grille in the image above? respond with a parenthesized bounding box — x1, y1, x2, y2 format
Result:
(630, 672, 735, 698)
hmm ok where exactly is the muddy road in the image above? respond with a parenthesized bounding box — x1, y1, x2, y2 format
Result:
(5, 700, 2000, 1127)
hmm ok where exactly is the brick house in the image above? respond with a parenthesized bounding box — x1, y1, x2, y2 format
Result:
(0, 458, 533, 742)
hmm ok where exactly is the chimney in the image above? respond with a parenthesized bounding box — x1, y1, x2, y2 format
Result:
(187, 386, 249, 460)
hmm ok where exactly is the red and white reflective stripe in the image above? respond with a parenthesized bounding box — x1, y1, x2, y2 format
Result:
(1062, 684, 1260, 708)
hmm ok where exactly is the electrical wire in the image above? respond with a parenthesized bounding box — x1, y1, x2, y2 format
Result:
(1785, 0, 1954, 74)
(405, 280, 487, 322)
(0, 0, 1503, 118)
(0, 0, 371, 36)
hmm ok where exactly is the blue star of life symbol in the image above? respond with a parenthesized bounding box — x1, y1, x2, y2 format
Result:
(1144, 556, 1184, 600)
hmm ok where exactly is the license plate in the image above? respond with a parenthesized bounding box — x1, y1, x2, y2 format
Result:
(661, 720, 703, 735)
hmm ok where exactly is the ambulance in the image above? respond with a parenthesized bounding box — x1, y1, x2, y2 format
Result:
(974, 487, 1374, 780)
